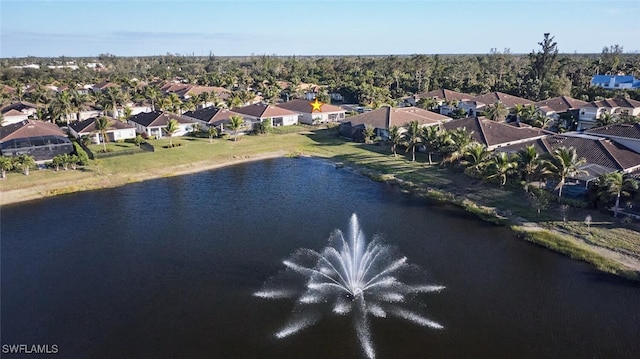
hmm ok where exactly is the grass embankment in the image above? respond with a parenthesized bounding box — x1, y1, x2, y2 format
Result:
(1, 127, 639, 279)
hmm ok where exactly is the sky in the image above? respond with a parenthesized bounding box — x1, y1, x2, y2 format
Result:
(1, 0, 639, 58)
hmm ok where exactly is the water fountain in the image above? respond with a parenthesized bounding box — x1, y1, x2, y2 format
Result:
(254, 213, 444, 359)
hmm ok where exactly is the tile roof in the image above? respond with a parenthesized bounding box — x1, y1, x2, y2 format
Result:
(468, 92, 534, 108)
(442, 116, 550, 148)
(276, 99, 345, 114)
(497, 134, 640, 172)
(127, 111, 195, 128)
(581, 98, 640, 109)
(92, 81, 119, 90)
(1, 101, 39, 115)
(68, 117, 134, 134)
(343, 106, 450, 129)
(534, 96, 587, 113)
(183, 107, 245, 126)
(585, 123, 640, 140)
(1, 120, 66, 142)
(231, 103, 299, 119)
(414, 88, 473, 101)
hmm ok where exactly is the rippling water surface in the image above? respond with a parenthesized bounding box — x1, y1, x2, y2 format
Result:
(2, 157, 639, 358)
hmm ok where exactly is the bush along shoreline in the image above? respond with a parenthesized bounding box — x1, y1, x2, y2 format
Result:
(331, 157, 640, 282)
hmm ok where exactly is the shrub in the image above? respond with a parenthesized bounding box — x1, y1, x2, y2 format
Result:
(73, 141, 89, 165)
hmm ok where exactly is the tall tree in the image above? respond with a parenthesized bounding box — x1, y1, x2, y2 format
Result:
(145, 85, 160, 111)
(163, 118, 180, 147)
(595, 172, 638, 218)
(484, 152, 518, 186)
(543, 146, 587, 198)
(528, 33, 559, 100)
(227, 115, 245, 141)
(403, 120, 422, 162)
(421, 125, 441, 165)
(0, 156, 14, 179)
(516, 145, 542, 191)
(94, 116, 110, 152)
(485, 101, 509, 122)
(388, 125, 404, 157)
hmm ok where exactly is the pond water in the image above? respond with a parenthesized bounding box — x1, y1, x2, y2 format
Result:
(2, 157, 639, 358)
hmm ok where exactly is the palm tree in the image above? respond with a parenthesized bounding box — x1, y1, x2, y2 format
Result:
(441, 128, 473, 165)
(485, 101, 509, 122)
(102, 87, 125, 118)
(0, 156, 14, 178)
(520, 104, 538, 124)
(416, 97, 438, 111)
(207, 126, 219, 143)
(510, 104, 525, 122)
(595, 172, 638, 217)
(421, 125, 441, 165)
(144, 86, 160, 111)
(163, 118, 180, 147)
(543, 146, 587, 198)
(403, 120, 422, 162)
(532, 114, 553, 129)
(484, 152, 518, 186)
(594, 112, 617, 128)
(460, 142, 491, 176)
(14, 154, 35, 175)
(53, 90, 73, 123)
(363, 125, 376, 144)
(228, 94, 243, 108)
(94, 116, 110, 152)
(388, 125, 404, 157)
(227, 115, 245, 141)
(516, 145, 542, 191)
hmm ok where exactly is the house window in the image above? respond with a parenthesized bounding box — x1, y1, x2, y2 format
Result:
(273, 117, 283, 126)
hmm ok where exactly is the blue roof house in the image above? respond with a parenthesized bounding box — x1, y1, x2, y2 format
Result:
(591, 75, 640, 90)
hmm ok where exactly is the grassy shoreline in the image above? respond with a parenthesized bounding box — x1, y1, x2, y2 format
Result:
(2, 128, 639, 280)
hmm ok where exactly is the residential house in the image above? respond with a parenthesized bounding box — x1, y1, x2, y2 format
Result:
(91, 81, 120, 93)
(127, 111, 195, 139)
(458, 92, 533, 117)
(585, 123, 640, 154)
(534, 96, 587, 121)
(231, 103, 300, 127)
(402, 89, 473, 114)
(0, 120, 73, 161)
(276, 99, 346, 124)
(183, 106, 246, 133)
(1, 102, 39, 126)
(68, 117, 136, 143)
(590, 75, 640, 90)
(442, 116, 551, 150)
(497, 133, 640, 195)
(160, 82, 231, 107)
(577, 98, 640, 130)
(339, 106, 451, 141)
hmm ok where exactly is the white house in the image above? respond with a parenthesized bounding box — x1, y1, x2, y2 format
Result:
(68, 117, 136, 143)
(183, 106, 246, 133)
(127, 111, 195, 139)
(231, 103, 300, 126)
(276, 99, 346, 124)
(578, 98, 640, 130)
(1, 102, 39, 126)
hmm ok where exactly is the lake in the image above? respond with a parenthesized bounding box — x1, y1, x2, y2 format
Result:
(2, 157, 639, 358)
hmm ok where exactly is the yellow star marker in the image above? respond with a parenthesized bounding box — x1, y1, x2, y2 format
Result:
(310, 98, 324, 112)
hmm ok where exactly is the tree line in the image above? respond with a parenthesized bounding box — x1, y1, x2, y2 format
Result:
(2, 34, 639, 112)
